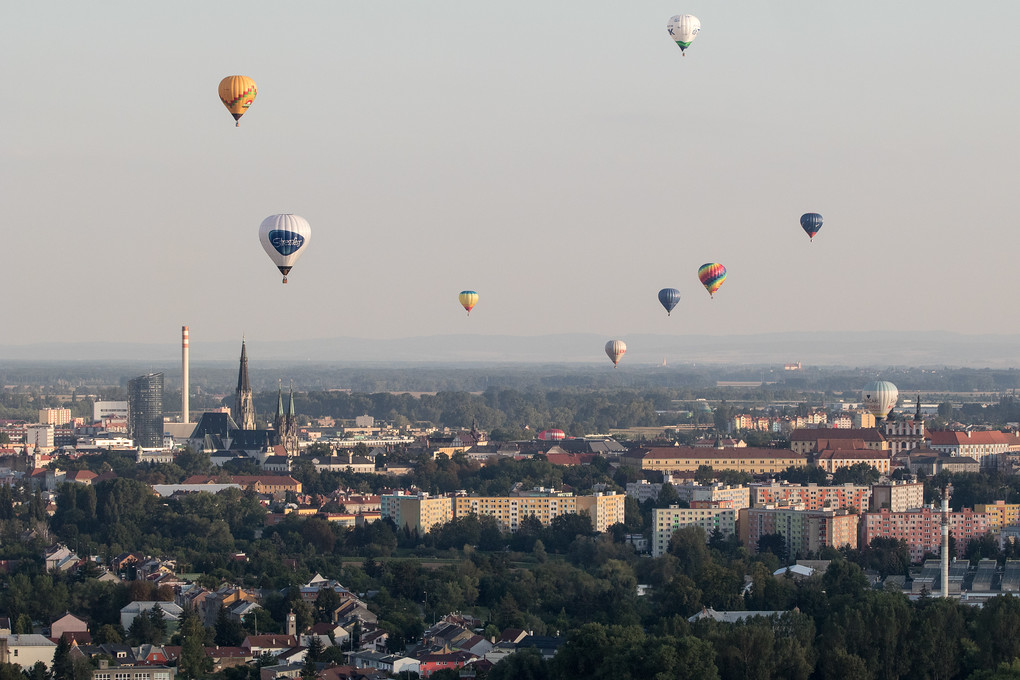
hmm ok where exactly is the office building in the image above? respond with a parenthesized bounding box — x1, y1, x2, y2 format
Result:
(128, 373, 164, 449)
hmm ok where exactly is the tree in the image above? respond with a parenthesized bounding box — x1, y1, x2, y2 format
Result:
(24, 662, 49, 680)
(305, 635, 326, 663)
(215, 606, 244, 647)
(694, 465, 715, 485)
(51, 637, 73, 680)
(757, 533, 788, 563)
(94, 625, 122, 644)
(178, 607, 211, 680)
(314, 588, 341, 622)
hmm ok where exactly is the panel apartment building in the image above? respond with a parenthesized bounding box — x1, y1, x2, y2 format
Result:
(861, 507, 990, 562)
(381, 490, 625, 535)
(652, 506, 737, 557)
(739, 506, 859, 556)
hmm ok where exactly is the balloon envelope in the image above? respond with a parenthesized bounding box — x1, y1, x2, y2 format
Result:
(605, 340, 627, 367)
(538, 429, 566, 441)
(218, 76, 257, 126)
(658, 288, 681, 315)
(862, 380, 899, 420)
(667, 15, 701, 52)
(459, 291, 478, 315)
(259, 214, 311, 283)
(698, 263, 727, 297)
(800, 213, 823, 240)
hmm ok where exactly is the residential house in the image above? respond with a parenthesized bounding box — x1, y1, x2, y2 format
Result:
(416, 649, 477, 677)
(3, 634, 58, 668)
(241, 635, 298, 656)
(91, 659, 175, 680)
(44, 545, 80, 573)
(203, 647, 251, 673)
(50, 613, 88, 641)
(120, 602, 183, 632)
(345, 651, 419, 676)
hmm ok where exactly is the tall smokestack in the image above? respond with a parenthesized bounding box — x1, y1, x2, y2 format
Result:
(941, 485, 951, 598)
(182, 326, 190, 424)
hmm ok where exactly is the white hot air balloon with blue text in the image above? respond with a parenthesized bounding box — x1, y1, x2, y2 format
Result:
(259, 214, 312, 284)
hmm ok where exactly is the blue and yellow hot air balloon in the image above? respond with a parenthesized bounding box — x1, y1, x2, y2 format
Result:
(459, 291, 478, 315)
(800, 213, 823, 241)
(658, 288, 681, 315)
(698, 263, 727, 298)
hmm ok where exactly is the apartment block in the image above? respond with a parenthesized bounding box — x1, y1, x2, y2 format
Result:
(861, 507, 989, 563)
(653, 506, 737, 557)
(629, 447, 806, 476)
(38, 408, 71, 426)
(750, 482, 871, 513)
(740, 506, 859, 556)
(383, 490, 625, 535)
(870, 482, 925, 513)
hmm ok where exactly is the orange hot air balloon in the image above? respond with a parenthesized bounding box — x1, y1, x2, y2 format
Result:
(218, 76, 257, 127)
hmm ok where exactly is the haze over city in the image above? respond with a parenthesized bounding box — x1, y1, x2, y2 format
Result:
(5, 2, 1020, 363)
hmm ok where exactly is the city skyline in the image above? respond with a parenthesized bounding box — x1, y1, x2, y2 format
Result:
(5, 3, 1020, 359)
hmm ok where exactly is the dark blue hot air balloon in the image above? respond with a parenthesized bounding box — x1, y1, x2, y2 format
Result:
(800, 213, 823, 241)
(658, 288, 681, 315)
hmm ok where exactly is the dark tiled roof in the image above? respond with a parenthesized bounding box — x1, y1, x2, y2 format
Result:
(189, 412, 239, 439)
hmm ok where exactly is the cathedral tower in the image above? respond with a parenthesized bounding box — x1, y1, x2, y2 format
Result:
(274, 380, 299, 455)
(235, 340, 257, 430)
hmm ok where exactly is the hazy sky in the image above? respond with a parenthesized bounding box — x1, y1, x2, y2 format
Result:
(5, 2, 1020, 357)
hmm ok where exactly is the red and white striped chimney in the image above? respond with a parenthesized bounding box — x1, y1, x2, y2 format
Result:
(182, 326, 190, 423)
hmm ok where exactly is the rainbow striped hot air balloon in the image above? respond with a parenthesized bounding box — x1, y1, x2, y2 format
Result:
(218, 76, 257, 127)
(698, 263, 727, 298)
(459, 291, 478, 315)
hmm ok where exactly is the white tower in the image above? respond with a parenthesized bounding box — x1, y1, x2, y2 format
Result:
(941, 484, 952, 598)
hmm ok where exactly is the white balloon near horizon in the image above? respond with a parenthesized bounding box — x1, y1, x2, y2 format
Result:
(862, 380, 899, 421)
(605, 340, 627, 367)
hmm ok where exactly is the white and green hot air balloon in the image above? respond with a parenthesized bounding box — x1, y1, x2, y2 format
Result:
(259, 214, 312, 284)
(862, 381, 899, 422)
(667, 14, 701, 55)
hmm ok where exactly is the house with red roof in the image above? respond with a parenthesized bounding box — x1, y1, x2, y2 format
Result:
(927, 430, 1011, 469)
(790, 428, 887, 455)
(814, 448, 892, 475)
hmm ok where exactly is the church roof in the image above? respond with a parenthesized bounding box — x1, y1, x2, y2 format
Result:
(228, 429, 274, 450)
(190, 412, 238, 439)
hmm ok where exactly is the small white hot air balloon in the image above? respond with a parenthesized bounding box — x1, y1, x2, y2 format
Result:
(605, 340, 627, 367)
(667, 14, 701, 55)
(259, 214, 312, 284)
(862, 381, 899, 422)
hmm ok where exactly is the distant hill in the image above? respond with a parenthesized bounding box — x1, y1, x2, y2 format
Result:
(1, 331, 1019, 368)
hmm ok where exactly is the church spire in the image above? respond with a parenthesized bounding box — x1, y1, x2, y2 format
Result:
(237, 339, 251, 392)
(289, 381, 296, 417)
(915, 394, 922, 421)
(276, 379, 285, 418)
(234, 340, 257, 430)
